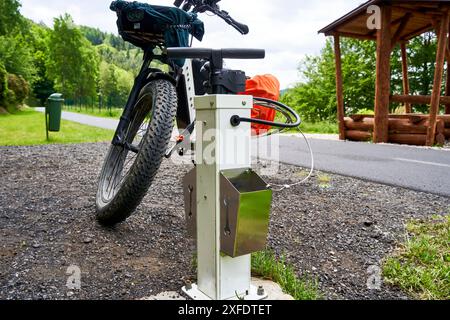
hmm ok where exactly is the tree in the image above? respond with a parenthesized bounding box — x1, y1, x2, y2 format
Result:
(0, 0, 23, 36)
(115, 67, 133, 107)
(99, 61, 133, 108)
(80, 26, 105, 46)
(75, 39, 100, 104)
(407, 33, 438, 113)
(99, 62, 119, 107)
(27, 22, 54, 103)
(0, 34, 35, 81)
(282, 38, 378, 121)
(46, 14, 99, 102)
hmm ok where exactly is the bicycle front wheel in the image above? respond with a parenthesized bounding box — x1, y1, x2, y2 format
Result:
(96, 79, 177, 226)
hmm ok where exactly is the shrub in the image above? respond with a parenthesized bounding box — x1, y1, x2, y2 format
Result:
(7, 73, 29, 106)
(0, 62, 7, 107)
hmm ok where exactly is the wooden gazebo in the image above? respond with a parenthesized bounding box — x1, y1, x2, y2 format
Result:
(319, 0, 450, 146)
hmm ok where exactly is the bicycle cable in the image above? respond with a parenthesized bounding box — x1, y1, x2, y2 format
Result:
(266, 129, 315, 192)
(241, 98, 314, 192)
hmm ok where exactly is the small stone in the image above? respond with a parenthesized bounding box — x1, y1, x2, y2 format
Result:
(83, 238, 93, 244)
(364, 221, 374, 227)
(32, 243, 41, 249)
(126, 249, 134, 256)
(371, 232, 381, 239)
(67, 291, 74, 297)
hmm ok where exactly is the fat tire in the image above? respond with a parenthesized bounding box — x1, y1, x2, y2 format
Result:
(96, 79, 177, 226)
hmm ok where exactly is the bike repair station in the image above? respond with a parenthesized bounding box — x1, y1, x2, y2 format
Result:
(170, 47, 301, 300)
(98, 0, 305, 300)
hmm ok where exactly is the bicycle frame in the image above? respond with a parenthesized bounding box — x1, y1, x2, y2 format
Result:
(111, 47, 198, 152)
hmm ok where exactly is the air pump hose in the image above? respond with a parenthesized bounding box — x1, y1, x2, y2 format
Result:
(230, 97, 301, 129)
(228, 97, 315, 192)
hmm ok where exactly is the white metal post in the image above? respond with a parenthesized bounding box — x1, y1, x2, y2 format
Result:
(182, 94, 264, 300)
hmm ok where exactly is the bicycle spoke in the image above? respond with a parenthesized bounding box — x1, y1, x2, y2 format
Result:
(111, 151, 128, 197)
(115, 152, 137, 190)
(101, 91, 154, 203)
(105, 148, 122, 195)
(107, 149, 126, 199)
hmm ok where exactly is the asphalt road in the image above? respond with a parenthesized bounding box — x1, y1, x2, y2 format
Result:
(257, 134, 450, 197)
(36, 108, 119, 130)
(35, 108, 450, 197)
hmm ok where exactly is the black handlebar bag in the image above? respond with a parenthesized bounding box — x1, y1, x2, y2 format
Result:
(110, 0, 205, 66)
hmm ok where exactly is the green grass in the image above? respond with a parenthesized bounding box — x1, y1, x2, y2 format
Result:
(355, 108, 375, 115)
(251, 250, 322, 300)
(278, 119, 338, 134)
(317, 173, 332, 189)
(382, 215, 450, 300)
(297, 121, 339, 134)
(63, 105, 123, 119)
(0, 109, 114, 146)
(262, 111, 340, 134)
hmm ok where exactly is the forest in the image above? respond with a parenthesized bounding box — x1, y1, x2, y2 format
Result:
(0, 0, 141, 114)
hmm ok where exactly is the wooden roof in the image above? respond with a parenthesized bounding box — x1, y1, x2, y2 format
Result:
(319, 0, 450, 41)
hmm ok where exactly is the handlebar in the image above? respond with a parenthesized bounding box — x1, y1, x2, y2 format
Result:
(167, 47, 265, 60)
(173, 0, 249, 35)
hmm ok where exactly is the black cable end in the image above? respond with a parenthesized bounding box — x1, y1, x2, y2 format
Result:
(230, 115, 241, 127)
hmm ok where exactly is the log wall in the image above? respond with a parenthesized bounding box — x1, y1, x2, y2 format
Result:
(344, 114, 449, 145)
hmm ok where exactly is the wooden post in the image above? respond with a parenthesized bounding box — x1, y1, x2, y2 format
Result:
(446, 61, 450, 114)
(401, 43, 412, 113)
(427, 13, 449, 146)
(334, 35, 346, 140)
(374, 5, 392, 143)
(446, 21, 450, 114)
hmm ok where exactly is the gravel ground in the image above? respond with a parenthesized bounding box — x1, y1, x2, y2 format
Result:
(0, 143, 448, 300)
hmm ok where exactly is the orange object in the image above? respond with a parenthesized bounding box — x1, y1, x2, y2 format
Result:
(240, 74, 280, 135)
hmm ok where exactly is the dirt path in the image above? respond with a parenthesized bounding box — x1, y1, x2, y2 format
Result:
(0, 143, 448, 300)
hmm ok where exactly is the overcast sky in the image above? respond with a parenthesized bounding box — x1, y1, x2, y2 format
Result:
(20, 0, 364, 88)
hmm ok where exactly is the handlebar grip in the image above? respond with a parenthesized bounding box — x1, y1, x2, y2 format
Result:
(173, 0, 184, 8)
(167, 48, 265, 60)
(225, 15, 249, 35)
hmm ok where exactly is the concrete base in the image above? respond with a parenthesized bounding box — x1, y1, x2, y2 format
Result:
(182, 283, 268, 301)
(251, 278, 294, 300)
(141, 278, 294, 301)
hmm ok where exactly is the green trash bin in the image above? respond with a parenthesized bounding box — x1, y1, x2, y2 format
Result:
(46, 93, 64, 132)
